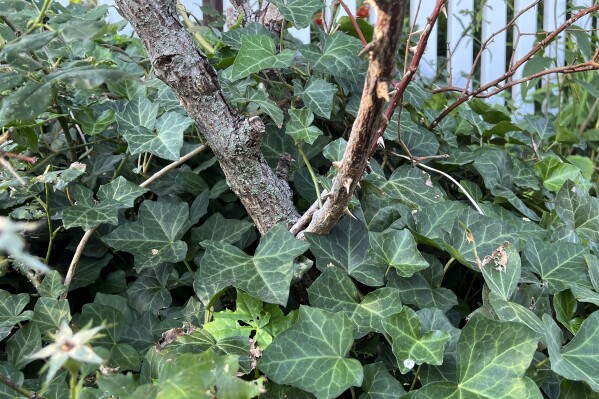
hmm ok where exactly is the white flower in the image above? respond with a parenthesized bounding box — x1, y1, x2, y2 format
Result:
(30, 321, 104, 384)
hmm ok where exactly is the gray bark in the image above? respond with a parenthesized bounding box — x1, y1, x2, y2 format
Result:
(114, 0, 299, 234)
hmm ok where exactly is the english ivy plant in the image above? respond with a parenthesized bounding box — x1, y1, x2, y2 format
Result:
(1, 1, 598, 399)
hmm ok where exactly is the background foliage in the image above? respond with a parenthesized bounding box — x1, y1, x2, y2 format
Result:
(0, 1, 598, 398)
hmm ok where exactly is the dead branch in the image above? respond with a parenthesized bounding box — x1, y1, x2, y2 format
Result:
(302, 0, 407, 235)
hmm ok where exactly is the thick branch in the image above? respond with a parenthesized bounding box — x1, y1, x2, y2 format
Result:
(114, 0, 298, 234)
(304, 0, 407, 235)
(231, 0, 284, 36)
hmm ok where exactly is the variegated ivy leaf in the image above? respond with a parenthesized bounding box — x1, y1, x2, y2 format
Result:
(0, 290, 32, 340)
(555, 180, 599, 243)
(194, 224, 309, 306)
(382, 307, 450, 374)
(62, 185, 120, 230)
(230, 35, 295, 81)
(103, 200, 189, 270)
(293, 78, 337, 119)
(259, 306, 363, 399)
(300, 32, 365, 83)
(387, 270, 458, 313)
(360, 362, 407, 399)
(285, 108, 323, 144)
(122, 111, 193, 161)
(221, 23, 273, 50)
(116, 95, 159, 131)
(270, 0, 323, 29)
(74, 108, 115, 136)
(307, 267, 402, 338)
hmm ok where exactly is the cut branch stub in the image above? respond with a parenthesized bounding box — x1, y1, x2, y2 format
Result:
(304, 0, 407, 235)
(114, 0, 298, 234)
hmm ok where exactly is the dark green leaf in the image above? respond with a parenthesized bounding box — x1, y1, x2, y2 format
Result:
(359, 362, 406, 399)
(300, 32, 365, 82)
(230, 35, 295, 81)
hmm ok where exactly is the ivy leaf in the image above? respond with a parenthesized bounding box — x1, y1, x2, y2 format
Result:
(359, 362, 406, 399)
(365, 166, 445, 209)
(544, 312, 599, 391)
(488, 293, 545, 337)
(62, 185, 121, 230)
(521, 115, 556, 141)
(38, 270, 66, 299)
(307, 267, 402, 338)
(270, 0, 323, 29)
(247, 88, 284, 128)
(31, 298, 71, 336)
(293, 78, 338, 119)
(413, 314, 540, 398)
(555, 181, 599, 243)
(123, 111, 192, 161)
(195, 224, 309, 306)
(103, 200, 189, 270)
(126, 264, 172, 315)
(305, 217, 387, 287)
(74, 108, 115, 136)
(286, 108, 323, 145)
(230, 35, 295, 81)
(259, 306, 363, 399)
(472, 148, 513, 189)
(0, 290, 32, 340)
(116, 95, 159, 131)
(382, 307, 450, 374)
(534, 155, 582, 192)
(369, 229, 429, 277)
(523, 238, 590, 294)
(408, 201, 469, 248)
(97, 176, 148, 208)
(191, 213, 254, 245)
(0, 80, 53, 126)
(387, 271, 458, 313)
(480, 242, 521, 301)
(221, 23, 273, 50)
(7, 322, 41, 370)
(300, 32, 365, 82)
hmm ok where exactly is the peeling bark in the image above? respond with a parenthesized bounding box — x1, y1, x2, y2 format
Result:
(304, 0, 407, 235)
(114, 0, 299, 234)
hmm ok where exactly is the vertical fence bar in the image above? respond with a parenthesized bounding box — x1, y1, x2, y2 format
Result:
(481, 1, 507, 105)
(512, 0, 539, 115)
(543, 0, 567, 114)
(410, 0, 438, 80)
(447, 0, 474, 90)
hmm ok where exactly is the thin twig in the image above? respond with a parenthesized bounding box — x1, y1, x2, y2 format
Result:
(140, 144, 207, 188)
(338, 0, 367, 47)
(389, 151, 485, 215)
(0, 157, 25, 184)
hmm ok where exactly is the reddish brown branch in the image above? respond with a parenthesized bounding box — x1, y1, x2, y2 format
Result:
(302, 0, 407, 235)
(429, 4, 599, 130)
(339, 0, 367, 47)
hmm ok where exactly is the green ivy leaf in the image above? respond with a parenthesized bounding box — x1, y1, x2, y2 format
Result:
(97, 176, 148, 208)
(6, 322, 41, 370)
(0, 290, 32, 340)
(0, 80, 53, 126)
(286, 108, 323, 145)
(116, 95, 159, 131)
(534, 155, 582, 192)
(127, 264, 172, 316)
(480, 242, 521, 301)
(359, 362, 406, 399)
(369, 229, 430, 277)
(365, 165, 445, 209)
(407, 201, 469, 248)
(247, 88, 284, 128)
(74, 108, 115, 136)
(260, 306, 363, 399)
(31, 298, 71, 336)
(488, 293, 544, 337)
(62, 185, 121, 230)
(382, 307, 450, 374)
(221, 23, 273, 50)
(521, 115, 556, 141)
(270, 0, 322, 29)
(472, 147, 513, 189)
(191, 213, 253, 245)
(307, 267, 402, 338)
(195, 224, 309, 306)
(305, 217, 387, 287)
(103, 200, 189, 269)
(544, 311, 599, 391)
(123, 111, 193, 161)
(555, 181, 599, 243)
(38, 270, 66, 299)
(300, 32, 365, 82)
(293, 78, 338, 119)
(413, 314, 541, 398)
(230, 35, 295, 81)
(387, 271, 458, 313)
(523, 238, 590, 294)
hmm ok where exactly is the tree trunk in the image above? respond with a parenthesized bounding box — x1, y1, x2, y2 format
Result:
(114, 0, 299, 234)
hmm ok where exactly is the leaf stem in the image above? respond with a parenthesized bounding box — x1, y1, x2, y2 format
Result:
(0, 372, 46, 399)
(176, 1, 215, 54)
(296, 141, 322, 208)
(60, 228, 94, 299)
(29, 0, 53, 33)
(437, 257, 455, 288)
(409, 364, 421, 391)
(534, 357, 550, 369)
